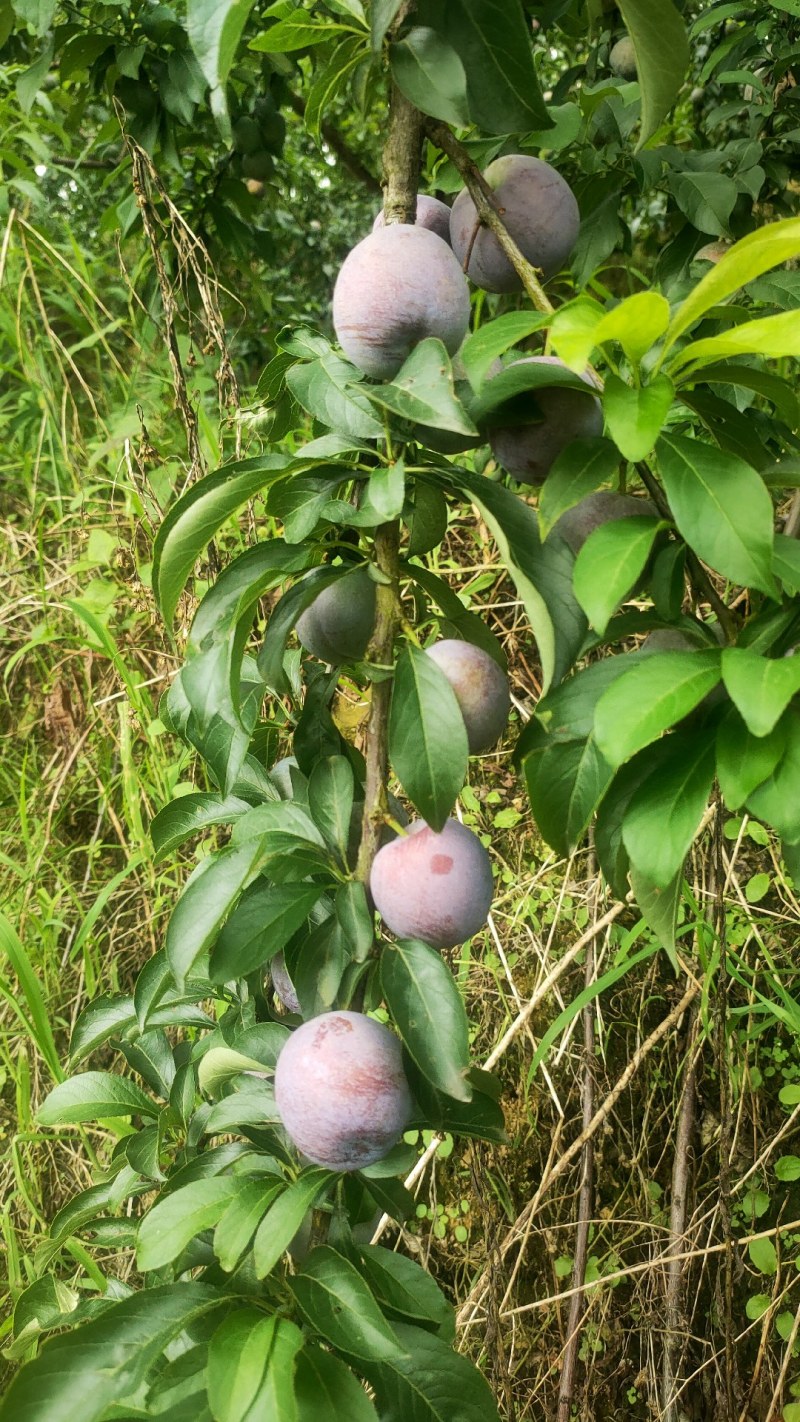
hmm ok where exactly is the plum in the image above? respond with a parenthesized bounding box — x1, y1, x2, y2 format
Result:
(274, 1011, 412, 1171)
(609, 36, 637, 79)
(370, 818, 493, 949)
(296, 567, 376, 664)
(271, 950, 300, 1014)
(488, 356, 603, 485)
(426, 640, 510, 754)
(553, 491, 657, 554)
(450, 155, 580, 293)
(373, 194, 452, 245)
(332, 225, 471, 379)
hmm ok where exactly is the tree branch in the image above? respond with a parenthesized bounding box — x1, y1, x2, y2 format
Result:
(355, 80, 422, 883)
(424, 118, 554, 314)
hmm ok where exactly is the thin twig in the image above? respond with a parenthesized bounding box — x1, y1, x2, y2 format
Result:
(424, 119, 554, 314)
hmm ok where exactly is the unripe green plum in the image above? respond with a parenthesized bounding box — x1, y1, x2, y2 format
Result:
(271, 951, 300, 1014)
(242, 150, 275, 181)
(488, 356, 603, 485)
(332, 225, 471, 379)
(373, 194, 452, 246)
(370, 818, 493, 949)
(295, 568, 376, 664)
(450, 155, 580, 292)
(553, 491, 656, 554)
(233, 116, 262, 155)
(426, 640, 510, 754)
(274, 1011, 412, 1170)
(609, 36, 637, 79)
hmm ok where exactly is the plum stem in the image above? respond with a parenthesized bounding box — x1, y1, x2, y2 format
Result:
(424, 119, 555, 316)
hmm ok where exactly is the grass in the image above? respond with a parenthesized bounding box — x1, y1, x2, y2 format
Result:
(3, 202, 800, 1421)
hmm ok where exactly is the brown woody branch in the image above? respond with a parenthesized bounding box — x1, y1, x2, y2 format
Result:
(424, 118, 554, 314)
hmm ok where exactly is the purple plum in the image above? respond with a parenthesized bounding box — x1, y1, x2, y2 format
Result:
(553, 491, 657, 554)
(426, 640, 510, 754)
(488, 356, 603, 485)
(274, 1011, 412, 1171)
(332, 225, 471, 379)
(295, 567, 376, 664)
(450, 155, 580, 293)
(373, 194, 452, 245)
(370, 818, 493, 949)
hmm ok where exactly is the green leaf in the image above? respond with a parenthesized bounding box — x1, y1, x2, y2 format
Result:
(594, 291, 671, 366)
(747, 710, 800, 843)
(748, 1236, 777, 1276)
(295, 1346, 380, 1422)
(213, 1180, 285, 1273)
(538, 438, 621, 541)
(459, 312, 550, 389)
(0, 910, 64, 1083)
(308, 756, 355, 860)
(335, 881, 375, 962)
(202, 1086, 283, 1135)
(210, 882, 325, 983)
(622, 731, 715, 886)
(663, 215, 800, 355)
(721, 649, 800, 738)
(137, 1177, 238, 1271)
(365, 341, 477, 437)
(364, 460, 406, 521)
(0, 1285, 221, 1422)
(673, 310, 800, 371)
(306, 37, 365, 144)
(523, 735, 614, 856)
(207, 1310, 304, 1422)
(594, 650, 721, 766)
(656, 434, 777, 598)
(153, 456, 295, 625)
(357, 1246, 454, 1338)
(716, 708, 786, 810)
(774, 535, 800, 595)
(166, 839, 268, 988)
(438, 0, 551, 134)
(468, 359, 595, 426)
(372, 0, 402, 49)
(573, 516, 663, 634)
(286, 353, 383, 440)
(629, 865, 683, 967)
(380, 939, 472, 1101)
(38, 1071, 157, 1125)
(251, 16, 352, 52)
(390, 26, 470, 128)
(616, 0, 689, 147)
(150, 791, 252, 862)
(253, 1170, 333, 1278)
(290, 1246, 409, 1362)
(187, 0, 256, 90)
(437, 464, 586, 691)
(670, 172, 738, 237)
(603, 374, 674, 463)
(362, 1320, 501, 1422)
(775, 1156, 800, 1182)
(389, 644, 468, 832)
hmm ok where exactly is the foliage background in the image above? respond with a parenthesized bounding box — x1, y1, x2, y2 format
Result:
(2, 0, 800, 1418)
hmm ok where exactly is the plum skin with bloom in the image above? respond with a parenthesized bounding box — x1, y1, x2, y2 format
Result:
(488, 356, 603, 485)
(426, 640, 510, 754)
(370, 818, 493, 950)
(372, 193, 452, 245)
(332, 225, 471, 380)
(274, 1011, 412, 1171)
(295, 567, 376, 664)
(450, 154, 580, 292)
